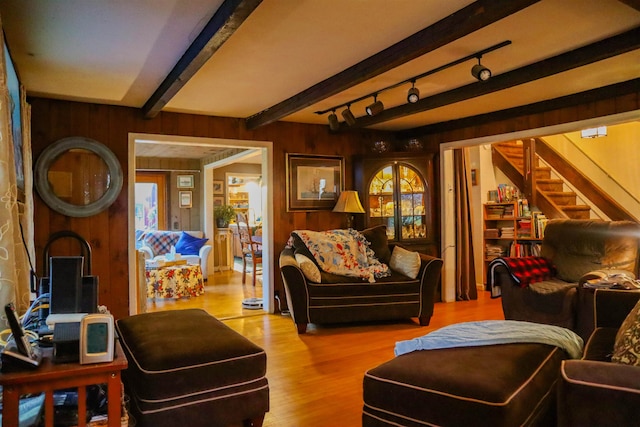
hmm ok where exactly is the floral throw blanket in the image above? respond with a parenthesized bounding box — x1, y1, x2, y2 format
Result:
(292, 229, 390, 283)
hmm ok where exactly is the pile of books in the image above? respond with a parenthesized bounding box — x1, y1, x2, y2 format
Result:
(485, 243, 506, 260)
(500, 227, 514, 238)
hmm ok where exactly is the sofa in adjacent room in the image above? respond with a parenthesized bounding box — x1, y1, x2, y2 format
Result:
(488, 219, 639, 338)
(137, 230, 212, 276)
(279, 225, 443, 333)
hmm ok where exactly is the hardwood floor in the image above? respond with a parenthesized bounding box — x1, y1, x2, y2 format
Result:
(147, 269, 504, 427)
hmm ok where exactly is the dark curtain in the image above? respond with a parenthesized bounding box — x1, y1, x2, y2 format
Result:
(454, 148, 477, 301)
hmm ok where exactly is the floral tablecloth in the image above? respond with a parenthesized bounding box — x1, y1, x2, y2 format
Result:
(146, 264, 205, 299)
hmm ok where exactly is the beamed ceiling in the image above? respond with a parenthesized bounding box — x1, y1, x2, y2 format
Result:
(1, 0, 639, 144)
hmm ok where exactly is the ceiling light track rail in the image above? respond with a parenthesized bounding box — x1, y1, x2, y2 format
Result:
(315, 40, 511, 116)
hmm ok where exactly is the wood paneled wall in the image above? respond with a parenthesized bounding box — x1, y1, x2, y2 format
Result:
(29, 98, 390, 319)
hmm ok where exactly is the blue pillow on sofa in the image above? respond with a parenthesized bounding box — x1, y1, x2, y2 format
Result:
(175, 232, 208, 256)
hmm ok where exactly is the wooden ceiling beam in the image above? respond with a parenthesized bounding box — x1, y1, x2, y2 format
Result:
(399, 78, 640, 139)
(142, 0, 262, 119)
(244, 0, 540, 130)
(618, 0, 640, 12)
(347, 27, 640, 129)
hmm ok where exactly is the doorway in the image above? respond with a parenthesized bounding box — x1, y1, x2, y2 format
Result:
(127, 133, 274, 316)
(439, 111, 640, 302)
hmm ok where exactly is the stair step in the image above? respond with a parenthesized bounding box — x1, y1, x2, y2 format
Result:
(537, 179, 564, 192)
(535, 167, 551, 180)
(561, 205, 591, 219)
(545, 191, 577, 205)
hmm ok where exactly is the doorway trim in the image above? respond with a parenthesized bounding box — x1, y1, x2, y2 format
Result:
(439, 110, 639, 302)
(127, 133, 274, 314)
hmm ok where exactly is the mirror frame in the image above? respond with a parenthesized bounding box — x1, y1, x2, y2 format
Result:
(35, 136, 123, 217)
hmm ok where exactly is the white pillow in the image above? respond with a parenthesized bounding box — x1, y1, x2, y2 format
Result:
(295, 253, 321, 283)
(389, 246, 421, 279)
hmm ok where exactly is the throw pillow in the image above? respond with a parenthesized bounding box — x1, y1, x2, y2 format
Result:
(174, 232, 208, 256)
(389, 246, 421, 279)
(611, 298, 640, 366)
(290, 232, 321, 267)
(361, 225, 391, 264)
(295, 253, 321, 283)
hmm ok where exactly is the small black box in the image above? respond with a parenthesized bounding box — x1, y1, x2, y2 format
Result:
(52, 322, 80, 363)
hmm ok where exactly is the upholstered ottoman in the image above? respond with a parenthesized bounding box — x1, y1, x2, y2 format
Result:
(116, 309, 269, 427)
(363, 343, 569, 426)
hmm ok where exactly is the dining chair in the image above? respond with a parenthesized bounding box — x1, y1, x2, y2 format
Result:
(236, 213, 262, 286)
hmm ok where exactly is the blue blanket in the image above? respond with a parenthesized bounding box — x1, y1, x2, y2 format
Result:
(395, 320, 584, 359)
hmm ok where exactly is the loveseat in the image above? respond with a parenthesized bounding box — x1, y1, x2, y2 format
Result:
(559, 289, 640, 426)
(137, 230, 212, 276)
(279, 225, 443, 333)
(488, 219, 639, 338)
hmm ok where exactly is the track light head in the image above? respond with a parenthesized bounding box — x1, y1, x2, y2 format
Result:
(341, 106, 357, 126)
(365, 96, 384, 116)
(407, 84, 420, 104)
(471, 57, 491, 81)
(327, 111, 339, 131)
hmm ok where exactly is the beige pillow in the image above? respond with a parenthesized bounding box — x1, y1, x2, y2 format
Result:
(389, 246, 421, 279)
(611, 298, 640, 365)
(295, 253, 321, 283)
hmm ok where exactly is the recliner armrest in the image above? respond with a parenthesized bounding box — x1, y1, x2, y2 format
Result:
(559, 359, 640, 427)
(594, 289, 640, 329)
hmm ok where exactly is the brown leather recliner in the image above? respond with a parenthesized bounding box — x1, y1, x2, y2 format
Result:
(489, 220, 639, 337)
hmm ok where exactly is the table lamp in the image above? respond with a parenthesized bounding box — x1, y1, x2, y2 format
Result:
(333, 190, 365, 229)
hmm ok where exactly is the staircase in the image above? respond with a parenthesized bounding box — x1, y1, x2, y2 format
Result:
(492, 140, 591, 219)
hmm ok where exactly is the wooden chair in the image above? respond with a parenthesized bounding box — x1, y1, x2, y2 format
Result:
(236, 213, 262, 286)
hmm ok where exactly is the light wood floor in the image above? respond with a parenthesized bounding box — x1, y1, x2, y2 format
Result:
(146, 269, 504, 427)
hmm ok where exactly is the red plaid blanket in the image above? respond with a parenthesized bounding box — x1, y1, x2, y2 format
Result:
(491, 256, 556, 288)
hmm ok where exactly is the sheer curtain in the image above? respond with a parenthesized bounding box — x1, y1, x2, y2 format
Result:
(454, 148, 477, 301)
(0, 21, 33, 322)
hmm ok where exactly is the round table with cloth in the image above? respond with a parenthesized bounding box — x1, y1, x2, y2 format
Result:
(146, 264, 204, 299)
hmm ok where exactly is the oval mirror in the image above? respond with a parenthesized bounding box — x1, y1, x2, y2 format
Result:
(35, 137, 123, 217)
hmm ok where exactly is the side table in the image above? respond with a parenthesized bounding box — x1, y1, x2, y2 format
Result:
(215, 227, 232, 272)
(0, 340, 128, 427)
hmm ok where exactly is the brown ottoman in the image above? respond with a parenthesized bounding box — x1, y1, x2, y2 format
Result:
(363, 343, 568, 426)
(116, 309, 269, 427)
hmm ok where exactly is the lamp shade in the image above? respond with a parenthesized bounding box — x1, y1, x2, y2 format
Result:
(332, 191, 365, 213)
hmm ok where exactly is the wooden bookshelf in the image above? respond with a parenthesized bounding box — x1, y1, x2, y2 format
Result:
(483, 201, 545, 284)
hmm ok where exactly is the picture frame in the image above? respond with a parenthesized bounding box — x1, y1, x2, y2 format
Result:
(213, 196, 224, 207)
(212, 180, 224, 195)
(286, 153, 344, 211)
(179, 191, 192, 208)
(177, 174, 194, 188)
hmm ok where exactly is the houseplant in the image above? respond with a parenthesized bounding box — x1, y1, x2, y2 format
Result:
(214, 204, 236, 228)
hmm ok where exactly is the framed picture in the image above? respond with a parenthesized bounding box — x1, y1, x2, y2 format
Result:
(179, 191, 192, 208)
(213, 196, 224, 207)
(212, 180, 224, 195)
(286, 153, 344, 211)
(177, 174, 194, 188)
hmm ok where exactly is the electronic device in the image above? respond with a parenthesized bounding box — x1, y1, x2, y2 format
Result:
(49, 256, 84, 314)
(2, 303, 42, 371)
(79, 313, 114, 364)
(52, 322, 81, 363)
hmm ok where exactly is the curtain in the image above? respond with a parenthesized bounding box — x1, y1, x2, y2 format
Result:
(454, 148, 477, 301)
(0, 21, 32, 323)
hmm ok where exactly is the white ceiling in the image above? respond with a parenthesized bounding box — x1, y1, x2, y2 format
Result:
(1, 0, 638, 140)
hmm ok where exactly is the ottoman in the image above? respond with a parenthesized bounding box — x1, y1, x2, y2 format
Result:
(363, 343, 568, 427)
(116, 309, 269, 427)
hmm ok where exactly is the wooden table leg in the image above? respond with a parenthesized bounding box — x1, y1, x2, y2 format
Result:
(107, 372, 122, 427)
(3, 387, 20, 427)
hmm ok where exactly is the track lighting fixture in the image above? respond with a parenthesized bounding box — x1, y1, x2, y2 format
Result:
(327, 110, 339, 131)
(407, 81, 420, 103)
(314, 41, 510, 123)
(341, 105, 357, 126)
(365, 95, 384, 116)
(471, 57, 491, 82)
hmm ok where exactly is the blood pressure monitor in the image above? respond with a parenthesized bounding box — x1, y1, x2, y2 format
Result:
(79, 313, 114, 364)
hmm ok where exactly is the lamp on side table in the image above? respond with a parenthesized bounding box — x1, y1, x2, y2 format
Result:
(333, 190, 365, 229)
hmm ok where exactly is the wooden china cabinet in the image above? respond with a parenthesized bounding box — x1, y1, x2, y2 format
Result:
(355, 154, 438, 256)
